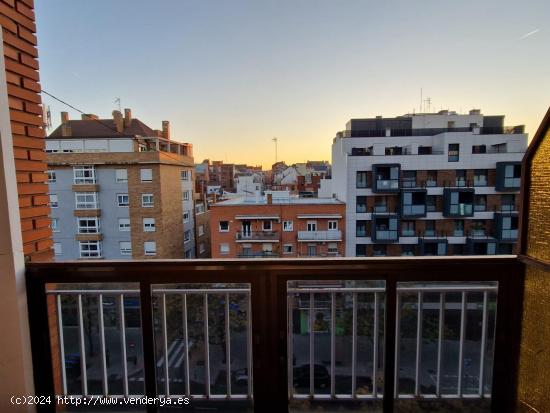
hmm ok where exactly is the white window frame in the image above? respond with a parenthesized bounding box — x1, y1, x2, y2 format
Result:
(283, 220, 293, 231)
(75, 192, 98, 209)
(184, 230, 191, 243)
(47, 170, 56, 183)
(143, 218, 156, 232)
(118, 218, 131, 231)
(183, 210, 190, 222)
(73, 165, 96, 184)
(220, 243, 229, 254)
(307, 220, 317, 232)
(142, 193, 154, 207)
(53, 242, 62, 256)
(117, 193, 129, 207)
(198, 224, 205, 236)
(181, 170, 189, 181)
(140, 168, 153, 182)
(49, 194, 59, 208)
(327, 243, 338, 254)
(195, 203, 205, 214)
(219, 221, 229, 232)
(77, 217, 100, 234)
(79, 240, 102, 258)
(51, 218, 60, 232)
(144, 241, 157, 256)
(328, 220, 338, 231)
(283, 244, 293, 254)
(183, 190, 190, 201)
(119, 241, 132, 256)
(199, 242, 206, 253)
(115, 169, 128, 183)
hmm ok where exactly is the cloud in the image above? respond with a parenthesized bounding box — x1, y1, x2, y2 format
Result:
(518, 28, 540, 40)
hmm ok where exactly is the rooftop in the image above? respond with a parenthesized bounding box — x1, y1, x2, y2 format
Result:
(214, 194, 344, 206)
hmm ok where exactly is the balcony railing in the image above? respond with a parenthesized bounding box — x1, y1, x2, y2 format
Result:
(376, 179, 399, 191)
(26, 258, 523, 412)
(237, 251, 280, 258)
(236, 231, 279, 241)
(297, 230, 342, 241)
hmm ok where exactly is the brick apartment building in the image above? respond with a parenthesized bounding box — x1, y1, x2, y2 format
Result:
(46, 110, 196, 259)
(210, 160, 235, 192)
(194, 198, 211, 258)
(210, 192, 345, 258)
(329, 110, 527, 256)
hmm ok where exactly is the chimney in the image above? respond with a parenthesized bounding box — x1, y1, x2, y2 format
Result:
(60, 112, 71, 136)
(124, 108, 132, 127)
(112, 110, 123, 133)
(267, 193, 273, 205)
(162, 120, 170, 140)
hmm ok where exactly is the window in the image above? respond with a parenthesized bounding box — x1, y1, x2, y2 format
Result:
(328, 220, 338, 230)
(425, 220, 436, 237)
(454, 220, 465, 236)
(195, 203, 205, 214)
(181, 170, 190, 180)
(401, 221, 415, 237)
(327, 243, 338, 254)
(501, 216, 519, 239)
(306, 221, 317, 232)
(474, 169, 488, 187)
(119, 241, 132, 255)
(143, 218, 156, 232)
(183, 190, 190, 201)
(448, 143, 459, 162)
(474, 195, 487, 212)
(185, 249, 192, 258)
(144, 241, 157, 255)
(373, 216, 398, 241)
(356, 244, 367, 257)
(140, 168, 152, 182)
(47, 170, 56, 183)
(374, 196, 387, 213)
(426, 170, 437, 187)
(75, 192, 98, 209)
(356, 196, 367, 213)
(77, 217, 100, 234)
(402, 171, 416, 188)
(79, 240, 101, 258)
(73, 166, 96, 184)
(402, 191, 426, 216)
(199, 243, 206, 253)
(373, 165, 400, 191)
(501, 194, 516, 212)
(504, 164, 521, 187)
(183, 210, 190, 222)
(117, 193, 129, 206)
(49, 194, 58, 208)
(445, 189, 474, 216)
(53, 242, 62, 256)
(115, 169, 128, 183)
(472, 145, 486, 154)
(184, 230, 191, 243)
(262, 220, 272, 231)
(356, 220, 367, 237)
(356, 171, 368, 188)
(142, 193, 154, 207)
(418, 146, 432, 155)
(401, 245, 415, 256)
(219, 221, 229, 232)
(220, 243, 230, 254)
(118, 218, 131, 231)
(385, 146, 402, 155)
(283, 220, 293, 231)
(373, 244, 387, 257)
(283, 244, 293, 254)
(307, 245, 316, 257)
(471, 220, 486, 237)
(455, 170, 466, 187)
(198, 225, 205, 236)
(51, 218, 60, 232)
(426, 195, 437, 212)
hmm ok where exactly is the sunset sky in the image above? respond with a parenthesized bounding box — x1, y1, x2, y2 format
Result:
(36, 0, 549, 168)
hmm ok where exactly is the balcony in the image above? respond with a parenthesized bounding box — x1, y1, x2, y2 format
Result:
(372, 164, 400, 193)
(236, 231, 279, 242)
(26, 257, 524, 412)
(443, 188, 475, 217)
(237, 251, 280, 258)
(297, 230, 342, 241)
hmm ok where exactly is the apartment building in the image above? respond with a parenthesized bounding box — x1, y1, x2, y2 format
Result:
(46, 109, 196, 259)
(329, 110, 527, 256)
(210, 192, 345, 258)
(210, 160, 236, 192)
(194, 199, 212, 258)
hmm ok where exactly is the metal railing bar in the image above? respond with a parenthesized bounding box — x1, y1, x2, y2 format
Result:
(373, 292, 379, 398)
(98, 294, 108, 396)
(457, 292, 467, 396)
(414, 291, 423, 397)
(309, 292, 314, 397)
(119, 294, 129, 398)
(436, 292, 444, 397)
(47, 289, 140, 294)
(182, 294, 190, 397)
(394, 293, 401, 397)
(56, 294, 68, 396)
(161, 294, 170, 397)
(77, 294, 88, 396)
(225, 293, 232, 397)
(247, 291, 253, 399)
(153, 289, 250, 294)
(479, 291, 488, 397)
(330, 292, 336, 398)
(287, 294, 294, 398)
(203, 293, 211, 398)
(351, 292, 357, 398)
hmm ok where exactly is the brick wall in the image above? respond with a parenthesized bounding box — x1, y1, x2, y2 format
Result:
(1, 0, 52, 261)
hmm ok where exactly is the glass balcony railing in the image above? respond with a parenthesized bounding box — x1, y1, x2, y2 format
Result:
(501, 229, 518, 240)
(402, 205, 426, 216)
(376, 179, 399, 191)
(236, 231, 279, 241)
(450, 204, 474, 216)
(297, 230, 342, 241)
(375, 230, 399, 241)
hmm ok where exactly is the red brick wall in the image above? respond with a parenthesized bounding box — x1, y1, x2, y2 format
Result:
(1, 0, 52, 261)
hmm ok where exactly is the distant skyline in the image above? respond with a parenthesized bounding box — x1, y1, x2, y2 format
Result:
(36, 0, 549, 167)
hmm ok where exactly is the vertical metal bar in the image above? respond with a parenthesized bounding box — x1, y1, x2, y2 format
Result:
(478, 291, 488, 397)
(414, 292, 423, 396)
(77, 294, 88, 396)
(119, 294, 129, 398)
(161, 294, 170, 397)
(225, 293, 232, 397)
(182, 293, 190, 397)
(140, 282, 158, 413)
(56, 294, 67, 396)
(383, 278, 397, 413)
(287, 293, 294, 398)
(394, 292, 401, 398)
(373, 292, 379, 398)
(351, 292, 357, 398)
(204, 293, 211, 397)
(330, 292, 336, 398)
(309, 292, 314, 397)
(98, 294, 108, 396)
(247, 291, 253, 399)
(457, 292, 467, 396)
(436, 292, 444, 397)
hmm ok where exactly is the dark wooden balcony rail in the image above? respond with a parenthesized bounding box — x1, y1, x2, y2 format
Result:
(26, 257, 524, 413)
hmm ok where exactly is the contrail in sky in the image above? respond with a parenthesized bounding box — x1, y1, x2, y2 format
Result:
(519, 28, 540, 40)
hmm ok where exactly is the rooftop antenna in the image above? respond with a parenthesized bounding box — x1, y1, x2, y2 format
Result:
(272, 137, 278, 164)
(420, 88, 423, 113)
(114, 97, 121, 112)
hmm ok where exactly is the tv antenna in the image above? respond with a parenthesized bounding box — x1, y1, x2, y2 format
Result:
(114, 97, 121, 112)
(272, 137, 278, 163)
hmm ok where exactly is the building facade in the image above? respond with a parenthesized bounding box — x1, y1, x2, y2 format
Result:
(46, 110, 196, 260)
(329, 110, 527, 256)
(194, 199, 211, 258)
(210, 193, 345, 258)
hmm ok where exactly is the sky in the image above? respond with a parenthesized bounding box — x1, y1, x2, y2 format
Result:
(35, 0, 550, 168)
